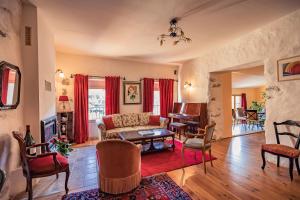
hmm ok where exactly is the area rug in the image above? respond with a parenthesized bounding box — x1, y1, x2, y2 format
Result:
(141, 140, 216, 177)
(62, 173, 191, 200)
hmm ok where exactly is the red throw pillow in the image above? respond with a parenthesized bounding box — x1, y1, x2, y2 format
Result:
(148, 115, 160, 126)
(102, 116, 115, 130)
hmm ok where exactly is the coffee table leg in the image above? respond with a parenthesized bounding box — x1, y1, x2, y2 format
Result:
(149, 138, 155, 151)
(172, 135, 175, 151)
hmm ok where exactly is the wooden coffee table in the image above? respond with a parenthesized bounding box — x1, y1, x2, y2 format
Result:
(119, 129, 175, 154)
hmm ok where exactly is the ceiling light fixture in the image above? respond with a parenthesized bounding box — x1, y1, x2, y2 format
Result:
(158, 18, 191, 46)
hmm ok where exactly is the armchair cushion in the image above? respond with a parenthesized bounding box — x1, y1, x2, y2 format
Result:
(29, 153, 69, 174)
(102, 116, 115, 130)
(148, 115, 160, 126)
(262, 144, 300, 158)
(184, 138, 211, 149)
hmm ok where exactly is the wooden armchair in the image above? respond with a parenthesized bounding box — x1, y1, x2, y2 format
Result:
(12, 132, 70, 200)
(261, 120, 300, 181)
(182, 122, 216, 173)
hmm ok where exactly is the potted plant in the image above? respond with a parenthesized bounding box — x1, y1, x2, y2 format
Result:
(51, 136, 73, 157)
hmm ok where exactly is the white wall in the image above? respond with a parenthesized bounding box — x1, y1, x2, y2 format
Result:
(37, 13, 56, 121)
(22, 4, 57, 143)
(179, 9, 300, 164)
(55, 52, 179, 113)
(22, 3, 40, 142)
(55, 52, 178, 139)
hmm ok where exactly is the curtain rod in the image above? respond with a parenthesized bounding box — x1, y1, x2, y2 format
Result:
(70, 74, 126, 80)
(140, 78, 179, 82)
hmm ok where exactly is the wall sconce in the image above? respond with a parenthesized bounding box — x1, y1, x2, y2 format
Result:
(184, 81, 192, 89)
(56, 69, 65, 78)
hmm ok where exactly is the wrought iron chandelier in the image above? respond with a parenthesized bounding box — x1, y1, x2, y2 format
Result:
(158, 18, 191, 46)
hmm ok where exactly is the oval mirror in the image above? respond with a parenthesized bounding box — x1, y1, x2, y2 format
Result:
(0, 61, 21, 110)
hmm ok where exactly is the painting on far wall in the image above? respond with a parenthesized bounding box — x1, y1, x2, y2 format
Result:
(277, 55, 300, 81)
(123, 81, 141, 104)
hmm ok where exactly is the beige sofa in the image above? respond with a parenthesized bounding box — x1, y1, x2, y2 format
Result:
(97, 113, 169, 140)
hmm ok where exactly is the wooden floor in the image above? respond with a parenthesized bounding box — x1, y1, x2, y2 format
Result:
(16, 132, 300, 200)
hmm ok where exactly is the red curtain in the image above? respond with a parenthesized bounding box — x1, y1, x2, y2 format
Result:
(74, 74, 89, 144)
(1, 68, 10, 104)
(105, 76, 120, 115)
(159, 79, 174, 118)
(143, 78, 154, 112)
(241, 93, 247, 110)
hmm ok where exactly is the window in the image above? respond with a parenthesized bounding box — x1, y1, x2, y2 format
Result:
(88, 79, 105, 120)
(153, 81, 160, 115)
(232, 95, 241, 110)
(153, 90, 160, 115)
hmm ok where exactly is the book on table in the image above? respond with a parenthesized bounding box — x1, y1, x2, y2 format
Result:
(138, 130, 154, 136)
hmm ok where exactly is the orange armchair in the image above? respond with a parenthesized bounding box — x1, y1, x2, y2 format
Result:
(12, 132, 70, 200)
(96, 140, 141, 194)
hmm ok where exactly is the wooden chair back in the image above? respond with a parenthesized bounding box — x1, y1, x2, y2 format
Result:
(246, 110, 258, 120)
(232, 109, 236, 120)
(236, 108, 245, 118)
(12, 132, 30, 175)
(203, 123, 216, 144)
(273, 120, 300, 149)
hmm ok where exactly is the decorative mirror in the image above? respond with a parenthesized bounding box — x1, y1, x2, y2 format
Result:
(0, 61, 21, 110)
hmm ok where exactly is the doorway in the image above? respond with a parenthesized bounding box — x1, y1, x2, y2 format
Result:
(208, 65, 266, 139)
(231, 66, 266, 136)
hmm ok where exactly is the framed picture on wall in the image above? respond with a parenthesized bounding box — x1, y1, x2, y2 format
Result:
(277, 55, 300, 81)
(123, 81, 141, 104)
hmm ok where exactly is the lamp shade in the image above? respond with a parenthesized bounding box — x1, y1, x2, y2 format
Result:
(59, 95, 69, 102)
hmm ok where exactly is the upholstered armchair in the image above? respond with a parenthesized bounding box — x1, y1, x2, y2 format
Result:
(12, 132, 70, 200)
(96, 140, 141, 194)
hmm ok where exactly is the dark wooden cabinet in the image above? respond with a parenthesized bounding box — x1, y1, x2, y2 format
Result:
(57, 111, 74, 142)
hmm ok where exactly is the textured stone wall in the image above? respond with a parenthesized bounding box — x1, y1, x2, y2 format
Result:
(180, 9, 300, 164)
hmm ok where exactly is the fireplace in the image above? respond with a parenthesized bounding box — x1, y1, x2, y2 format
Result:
(41, 115, 57, 151)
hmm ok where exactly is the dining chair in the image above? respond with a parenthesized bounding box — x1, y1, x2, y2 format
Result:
(261, 120, 300, 181)
(182, 122, 216, 174)
(235, 108, 247, 126)
(246, 109, 262, 129)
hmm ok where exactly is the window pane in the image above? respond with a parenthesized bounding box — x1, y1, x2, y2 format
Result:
(232, 96, 234, 109)
(153, 90, 160, 115)
(88, 89, 105, 120)
(235, 96, 241, 108)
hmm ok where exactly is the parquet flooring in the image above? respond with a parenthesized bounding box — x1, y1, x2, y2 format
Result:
(15, 132, 300, 200)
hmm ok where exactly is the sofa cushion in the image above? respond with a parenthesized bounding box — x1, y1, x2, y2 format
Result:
(138, 112, 151, 126)
(106, 127, 136, 138)
(102, 116, 115, 130)
(112, 114, 123, 128)
(148, 115, 160, 126)
(122, 113, 140, 127)
(105, 126, 162, 139)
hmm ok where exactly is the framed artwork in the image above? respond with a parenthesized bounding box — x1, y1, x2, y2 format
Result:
(277, 55, 300, 81)
(123, 81, 141, 104)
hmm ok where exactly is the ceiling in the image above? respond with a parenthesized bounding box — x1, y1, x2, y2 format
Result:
(232, 66, 265, 88)
(31, 0, 300, 64)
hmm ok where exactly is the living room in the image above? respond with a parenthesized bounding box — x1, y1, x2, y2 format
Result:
(1, 0, 300, 200)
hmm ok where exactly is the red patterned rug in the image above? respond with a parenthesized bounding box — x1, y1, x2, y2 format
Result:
(141, 140, 216, 177)
(62, 174, 191, 200)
